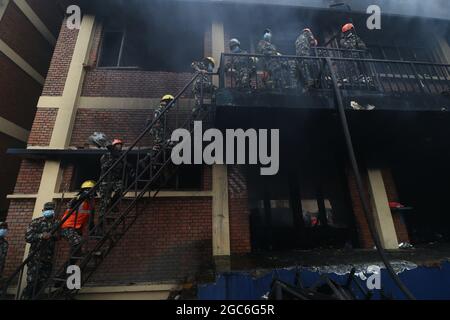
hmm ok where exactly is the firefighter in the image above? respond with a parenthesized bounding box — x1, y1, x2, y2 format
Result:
(97, 139, 126, 234)
(339, 23, 368, 85)
(257, 29, 289, 89)
(295, 28, 319, 88)
(0, 222, 8, 279)
(340, 23, 367, 51)
(60, 180, 96, 261)
(22, 202, 58, 300)
(226, 38, 255, 90)
(191, 57, 216, 116)
(150, 94, 174, 152)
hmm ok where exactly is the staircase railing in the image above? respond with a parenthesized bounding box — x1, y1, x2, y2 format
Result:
(1, 71, 215, 300)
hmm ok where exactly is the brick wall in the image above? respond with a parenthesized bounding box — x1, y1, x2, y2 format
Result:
(27, 108, 58, 147)
(81, 70, 194, 98)
(87, 197, 213, 285)
(346, 168, 374, 249)
(13, 160, 45, 195)
(3, 200, 35, 278)
(228, 166, 251, 254)
(42, 18, 79, 96)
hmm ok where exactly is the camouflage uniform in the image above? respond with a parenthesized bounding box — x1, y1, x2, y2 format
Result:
(191, 61, 215, 115)
(0, 237, 8, 278)
(226, 48, 255, 89)
(98, 150, 125, 228)
(22, 216, 57, 299)
(150, 104, 166, 150)
(340, 32, 368, 84)
(257, 40, 289, 89)
(295, 31, 318, 88)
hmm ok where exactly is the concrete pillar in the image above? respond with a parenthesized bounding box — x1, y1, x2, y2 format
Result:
(367, 169, 399, 250)
(212, 164, 230, 257)
(17, 15, 96, 298)
(211, 21, 224, 87)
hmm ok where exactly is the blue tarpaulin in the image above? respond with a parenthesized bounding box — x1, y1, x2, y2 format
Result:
(198, 261, 450, 300)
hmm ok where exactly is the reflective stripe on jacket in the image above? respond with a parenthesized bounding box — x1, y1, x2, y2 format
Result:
(61, 200, 94, 230)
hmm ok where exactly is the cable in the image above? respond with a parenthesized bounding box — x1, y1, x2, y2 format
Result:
(325, 58, 416, 300)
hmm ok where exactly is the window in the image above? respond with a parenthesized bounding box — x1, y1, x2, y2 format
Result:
(98, 17, 204, 72)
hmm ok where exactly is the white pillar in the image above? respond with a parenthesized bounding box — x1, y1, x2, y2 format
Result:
(212, 165, 230, 256)
(367, 169, 399, 250)
(17, 15, 96, 298)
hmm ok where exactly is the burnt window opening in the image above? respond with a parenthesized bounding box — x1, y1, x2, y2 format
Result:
(67, 158, 203, 193)
(247, 164, 356, 252)
(98, 17, 204, 72)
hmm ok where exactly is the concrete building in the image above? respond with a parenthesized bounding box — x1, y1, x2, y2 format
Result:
(0, 0, 68, 220)
(2, 0, 450, 299)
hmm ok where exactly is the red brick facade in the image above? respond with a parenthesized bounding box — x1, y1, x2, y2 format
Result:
(3, 200, 35, 278)
(42, 18, 79, 96)
(13, 160, 44, 195)
(89, 197, 213, 284)
(228, 166, 251, 254)
(27, 108, 58, 147)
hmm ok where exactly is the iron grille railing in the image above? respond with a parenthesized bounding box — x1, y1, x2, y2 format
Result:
(1, 71, 216, 300)
(220, 51, 450, 96)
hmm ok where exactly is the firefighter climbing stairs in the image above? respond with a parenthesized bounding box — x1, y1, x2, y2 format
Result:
(0, 72, 213, 300)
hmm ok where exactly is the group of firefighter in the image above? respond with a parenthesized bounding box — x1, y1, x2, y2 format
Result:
(0, 22, 367, 299)
(227, 23, 367, 90)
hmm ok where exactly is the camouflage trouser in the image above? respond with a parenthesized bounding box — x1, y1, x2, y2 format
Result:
(192, 82, 214, 115)
(298, 59, 316, 87)
(98, 181, 123, 219)
(234, 67, 252, 89)
(22, 259, 53, 299)
(61, 228, 82, 248)
(150, 126, 164, 150)
(263, 60, 291, 89)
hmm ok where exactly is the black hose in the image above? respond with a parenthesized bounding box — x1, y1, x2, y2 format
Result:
(325, 58, 416, 300)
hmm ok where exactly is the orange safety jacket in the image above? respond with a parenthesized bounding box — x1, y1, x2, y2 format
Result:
(61, 199, 94, 230)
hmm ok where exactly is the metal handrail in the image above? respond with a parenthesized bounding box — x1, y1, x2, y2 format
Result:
(0, 71, 214, 299)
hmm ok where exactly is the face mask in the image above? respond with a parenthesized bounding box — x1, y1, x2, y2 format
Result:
(0, 229, 7, 237)
(264, 33, 272, 42)
(43, 210, 55, 218)
(207, 64, 214, 72)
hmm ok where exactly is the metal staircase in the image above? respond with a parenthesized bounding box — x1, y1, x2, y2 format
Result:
(1, 72, 214, 300)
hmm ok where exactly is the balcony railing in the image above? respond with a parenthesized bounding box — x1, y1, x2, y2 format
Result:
(219, 49, 450, 97)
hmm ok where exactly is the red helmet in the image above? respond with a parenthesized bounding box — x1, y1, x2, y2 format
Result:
(112, 139, 123, 146)
(342, 23, 354, 33)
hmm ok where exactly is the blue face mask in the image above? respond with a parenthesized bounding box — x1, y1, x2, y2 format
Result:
(207, 64, 214, 72)
(0, 229, 7, 237)
(264, 33, 272, 42)
(43, 210, 55, 218)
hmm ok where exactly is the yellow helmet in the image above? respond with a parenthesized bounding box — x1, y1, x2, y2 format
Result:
(161, 94, 174, 102)
(204, 57, 216, 67)
(81, 180, 96, 189)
